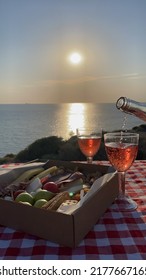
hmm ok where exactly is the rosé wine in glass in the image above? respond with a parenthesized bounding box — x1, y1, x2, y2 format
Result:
(104, 132, 139, 212)
(105, 142, 138, 172)
(77, 128, 102, 163)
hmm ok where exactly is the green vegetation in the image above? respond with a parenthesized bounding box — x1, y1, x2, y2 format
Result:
(0, 125, 146, 164)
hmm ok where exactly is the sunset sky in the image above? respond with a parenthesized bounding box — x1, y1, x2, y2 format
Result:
(0, 0, 146, 103)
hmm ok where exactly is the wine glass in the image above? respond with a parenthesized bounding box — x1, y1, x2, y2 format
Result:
(104, 132, 139, 211)
(76, 128, 102, 163)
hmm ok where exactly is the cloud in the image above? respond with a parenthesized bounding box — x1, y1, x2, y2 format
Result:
(35, 76, 97, 86)
(99, 73, 140, 80)
(34, 73, 144, 87)
(15, 73, 145, 91)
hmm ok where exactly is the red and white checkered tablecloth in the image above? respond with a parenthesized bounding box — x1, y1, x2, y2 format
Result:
(0, 160, 146, 260)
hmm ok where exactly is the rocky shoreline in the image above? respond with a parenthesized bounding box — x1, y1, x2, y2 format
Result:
(0, 124, 146, 164)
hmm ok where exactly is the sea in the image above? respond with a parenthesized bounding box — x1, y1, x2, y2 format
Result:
(0, 103, 144, 157)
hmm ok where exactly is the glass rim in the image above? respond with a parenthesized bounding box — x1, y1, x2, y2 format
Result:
(76, 128, 102, 131)
(76, 127, 103, 135)
(104, 132, 139, 138)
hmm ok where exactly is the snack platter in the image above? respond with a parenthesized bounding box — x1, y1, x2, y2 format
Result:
(0, 160, 119, 247)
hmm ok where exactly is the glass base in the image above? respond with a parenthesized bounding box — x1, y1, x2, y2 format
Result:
(111, 194, 137, 212)
(87, 156, 93, 164)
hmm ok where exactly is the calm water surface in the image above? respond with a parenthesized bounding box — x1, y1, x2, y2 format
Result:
(0, 103, 143, 157)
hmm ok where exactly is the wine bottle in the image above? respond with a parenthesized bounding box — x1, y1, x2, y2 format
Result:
(116, 97, 146, 121)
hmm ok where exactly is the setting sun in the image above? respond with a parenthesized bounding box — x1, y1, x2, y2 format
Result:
(68, 52, 82, 65)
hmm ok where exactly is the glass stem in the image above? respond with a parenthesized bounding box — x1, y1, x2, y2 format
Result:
(118, 171, 126, 197)
(87, 156, 93, 164)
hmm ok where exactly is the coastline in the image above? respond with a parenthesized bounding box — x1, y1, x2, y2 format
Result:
(0, 103, 145, 158)
(0, 125, 146, 164)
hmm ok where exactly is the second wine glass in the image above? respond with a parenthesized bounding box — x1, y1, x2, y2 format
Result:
(77, 128, 102, 163)
(104, 132, 139, 211)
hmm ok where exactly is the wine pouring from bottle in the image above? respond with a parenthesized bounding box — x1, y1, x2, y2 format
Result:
(116, 97, 146, 121)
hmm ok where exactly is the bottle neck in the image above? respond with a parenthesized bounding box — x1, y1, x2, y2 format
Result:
(116, 97, 146, 121)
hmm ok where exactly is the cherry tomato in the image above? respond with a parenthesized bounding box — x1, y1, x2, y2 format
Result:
(42, 182, 59, 193)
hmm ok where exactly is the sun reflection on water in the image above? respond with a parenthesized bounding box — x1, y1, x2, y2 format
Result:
(67, 103, 86, 136)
